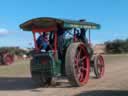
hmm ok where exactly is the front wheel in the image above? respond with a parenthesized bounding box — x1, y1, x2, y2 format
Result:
(65, 43, 90, 87)
(93, 54, 105, 78)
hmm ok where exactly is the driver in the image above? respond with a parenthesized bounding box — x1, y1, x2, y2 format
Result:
(37, 32, 50, 51)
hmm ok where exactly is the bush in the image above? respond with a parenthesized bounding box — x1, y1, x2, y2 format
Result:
(105, 39, 128, 54)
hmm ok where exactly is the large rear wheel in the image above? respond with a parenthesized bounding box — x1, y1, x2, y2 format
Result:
(65, 43, 90, 87)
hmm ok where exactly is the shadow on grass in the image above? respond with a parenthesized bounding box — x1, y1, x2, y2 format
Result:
(75, 90, 128, 96)
(0, 77, 72, 90)
(0, 76, 105, 90)
(0, 77, 36, 90)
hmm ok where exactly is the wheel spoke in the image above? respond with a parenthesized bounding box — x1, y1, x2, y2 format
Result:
(77, 68, 81, 78)
(81, 67, 86, 71)
(78, 56, 86, 63)
(97, 63, 104, 67)
(79, 71, 84, 81)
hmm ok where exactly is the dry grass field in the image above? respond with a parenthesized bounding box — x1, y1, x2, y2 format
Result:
(0, 54, 128, 96)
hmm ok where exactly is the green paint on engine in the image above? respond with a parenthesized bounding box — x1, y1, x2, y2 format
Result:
(31, 51, 62, 77)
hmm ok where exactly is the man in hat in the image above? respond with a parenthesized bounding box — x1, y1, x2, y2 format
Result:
(37, 32, 50, 51)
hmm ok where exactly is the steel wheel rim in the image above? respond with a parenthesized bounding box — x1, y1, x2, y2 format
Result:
(97, 55, 104, 77)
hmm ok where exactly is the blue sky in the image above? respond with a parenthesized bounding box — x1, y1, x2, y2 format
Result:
(0, 0, 128, 48)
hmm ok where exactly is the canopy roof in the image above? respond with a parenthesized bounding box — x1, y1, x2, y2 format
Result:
(20, 17, 100, 31)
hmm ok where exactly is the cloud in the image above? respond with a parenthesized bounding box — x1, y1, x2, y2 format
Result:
(0, 28, 9, 35)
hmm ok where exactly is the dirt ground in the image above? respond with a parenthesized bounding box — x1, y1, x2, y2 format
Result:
(0, 54, 128, 96)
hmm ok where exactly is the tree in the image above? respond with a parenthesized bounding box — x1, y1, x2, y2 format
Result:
(105, 39, 128, 54)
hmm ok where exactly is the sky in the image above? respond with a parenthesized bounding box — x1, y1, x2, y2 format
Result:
(0, 0, 128, 48)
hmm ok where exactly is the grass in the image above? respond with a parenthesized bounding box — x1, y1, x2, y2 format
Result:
(0, 59, 30, 76)
(0, 54, 127, 76)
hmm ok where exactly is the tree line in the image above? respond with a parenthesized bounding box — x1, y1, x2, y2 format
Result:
(0, 47, 28, 56)
(105, 39, 128, 54)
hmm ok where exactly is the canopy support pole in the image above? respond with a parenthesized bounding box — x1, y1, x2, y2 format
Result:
(32, 32, 38, 51)
(88, 29, 91, 46)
